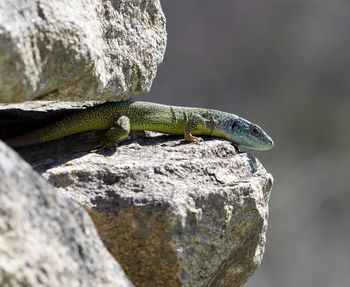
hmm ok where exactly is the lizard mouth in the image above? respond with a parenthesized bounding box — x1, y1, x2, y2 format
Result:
(257, 136, 274, 150)
(242, 133, 274, 150)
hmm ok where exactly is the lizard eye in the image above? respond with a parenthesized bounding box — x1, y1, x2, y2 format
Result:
(251, 127, 260, 136)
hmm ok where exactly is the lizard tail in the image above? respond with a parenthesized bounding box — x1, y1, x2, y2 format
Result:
(4, 131, 41, 148)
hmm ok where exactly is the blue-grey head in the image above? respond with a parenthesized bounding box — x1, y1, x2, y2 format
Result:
(216, 115, 274, 150)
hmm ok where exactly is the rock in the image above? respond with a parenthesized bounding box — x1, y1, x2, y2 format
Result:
(0, 141, 133, 287)
(41, 139, 272, 287)
(0, 0, 166, 103)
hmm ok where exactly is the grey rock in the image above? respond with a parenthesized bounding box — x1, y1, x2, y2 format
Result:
(44, 146, 271, 286)
(0, 0, 166, 103)
(0, 141, 133, 287)
(42, 139, 272, 287)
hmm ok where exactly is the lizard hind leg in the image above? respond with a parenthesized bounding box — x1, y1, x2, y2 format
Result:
(184, 113, 205, 142)
(93, 116, 131, 151)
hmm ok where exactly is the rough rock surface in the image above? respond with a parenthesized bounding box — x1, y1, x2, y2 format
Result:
(0, 0, 166, 103)
(0, 141, 133, 287)
(41, 140, 272, 287)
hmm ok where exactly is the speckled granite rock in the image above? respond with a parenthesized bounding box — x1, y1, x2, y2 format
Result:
(0, 141, 133, 287)
(39, 139, 272, 287)
(0, 0, 166, 103)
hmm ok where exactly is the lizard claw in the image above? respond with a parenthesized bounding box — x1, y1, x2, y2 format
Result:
(193, 136, 203, 142)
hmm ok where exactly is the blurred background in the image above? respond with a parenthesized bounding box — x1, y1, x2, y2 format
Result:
(147, 1, 350, 286)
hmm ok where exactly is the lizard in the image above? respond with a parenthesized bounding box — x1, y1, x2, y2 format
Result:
(5, 100, 274, 151)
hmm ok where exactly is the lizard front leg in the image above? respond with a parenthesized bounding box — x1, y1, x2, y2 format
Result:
(103, 116, 131, 148)
(92, 116, 130, 151)
(184, 113, 206, 142)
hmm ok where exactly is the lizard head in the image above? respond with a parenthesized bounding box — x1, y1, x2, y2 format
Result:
(218, 116, 274, 150)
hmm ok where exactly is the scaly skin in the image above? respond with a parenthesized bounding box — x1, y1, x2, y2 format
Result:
(6, 101, 274, 150)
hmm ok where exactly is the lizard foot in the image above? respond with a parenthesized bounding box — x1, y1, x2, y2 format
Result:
(184, 131, 203, 143)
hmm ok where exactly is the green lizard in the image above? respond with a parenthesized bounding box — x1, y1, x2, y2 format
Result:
(5, 101, 274, 150)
